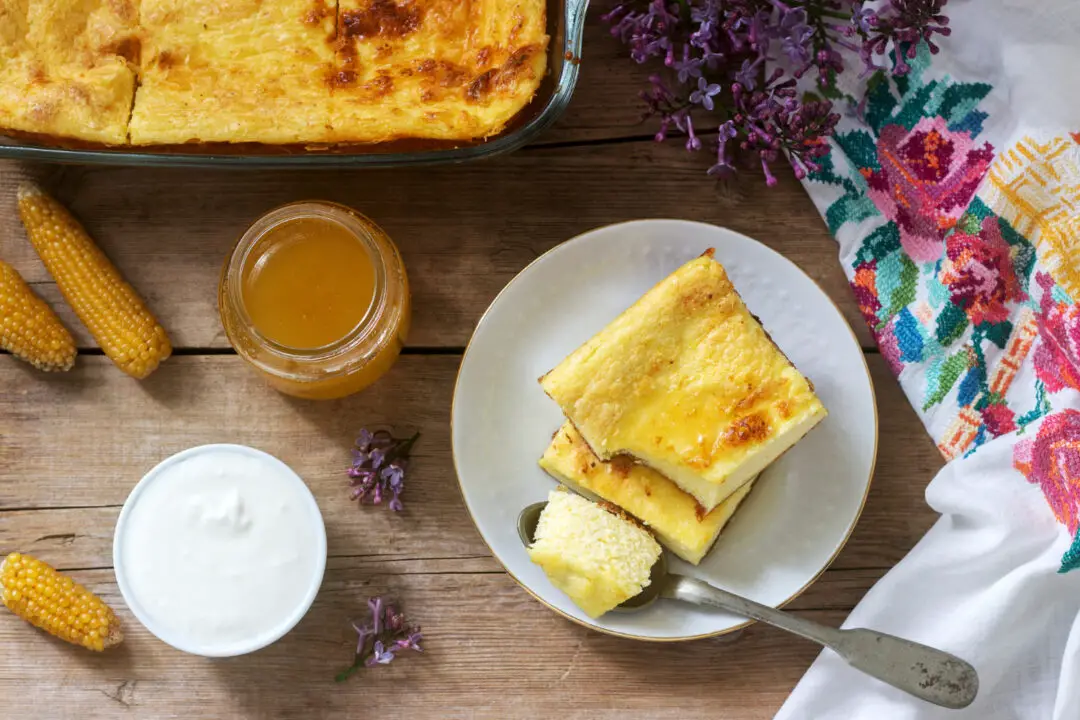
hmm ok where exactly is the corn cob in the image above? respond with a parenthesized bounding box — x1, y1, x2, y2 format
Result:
(0, 259, 77, 371)
(1, 552, 123, 651)
(16, 183, 171, 379)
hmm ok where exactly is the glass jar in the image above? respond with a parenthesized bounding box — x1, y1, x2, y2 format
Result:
(219, 201, 410, 400)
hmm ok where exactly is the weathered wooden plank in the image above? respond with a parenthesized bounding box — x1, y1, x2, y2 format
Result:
(0, 355, 940, 570)
(0, 142, 865, 353)
(538, 14, 658, 144)
(0, 561, 863, 719)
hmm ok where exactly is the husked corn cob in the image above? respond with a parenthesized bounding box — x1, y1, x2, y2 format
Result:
(1, 552, 123, 651)
(17, 183, 171, 379)
(0, 259, 76, 371)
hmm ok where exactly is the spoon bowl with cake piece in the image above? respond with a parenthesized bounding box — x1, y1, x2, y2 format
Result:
(517, 501, 978, 710)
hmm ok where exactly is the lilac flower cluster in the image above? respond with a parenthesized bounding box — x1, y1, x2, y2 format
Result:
(603, 0, 952, 184)
(348, 428, 419, 512)
(336, 596, 424, 681)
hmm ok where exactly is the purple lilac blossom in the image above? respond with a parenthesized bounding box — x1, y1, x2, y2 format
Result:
(602, 0, 950, 184)
(337, 597, 424, 681)
(348, 428, 419, 511)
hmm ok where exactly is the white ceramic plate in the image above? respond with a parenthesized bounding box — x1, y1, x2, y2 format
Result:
(451, 220, 877, 641)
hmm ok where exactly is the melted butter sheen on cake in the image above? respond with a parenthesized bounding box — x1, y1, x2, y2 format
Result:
(540, 253, 827, 512)
(1, 0, 548, 145)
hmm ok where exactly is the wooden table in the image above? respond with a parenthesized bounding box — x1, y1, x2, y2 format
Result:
(0, 15, 943, 719)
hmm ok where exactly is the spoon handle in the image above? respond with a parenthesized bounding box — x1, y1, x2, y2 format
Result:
(666, 576, 978, 709)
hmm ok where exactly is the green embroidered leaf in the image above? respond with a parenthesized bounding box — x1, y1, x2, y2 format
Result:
(895, 80, 938, 130)
(864, 73, 897, 134)
(926, 272, 949, 309)
(935, 302, 968, 346)
(1058, 529, 1080, 574)
(923, 350, 969, 410)
(807, 151, 844, 185)
(937, 83, 994, 128)
(892, 71, 909, 98)
(965, 196, 993, 222)
(978, 390, 1007, 409)
(854, 223, 902, 265)
(825, 192, 878, 235)
(887, 255, 919, 314)
(836, 130, 880, 172)
(982, 320, 1013, 349)
(958, 212, 982, 235)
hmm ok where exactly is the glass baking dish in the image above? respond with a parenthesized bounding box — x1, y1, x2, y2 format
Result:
(0, 0, 589, 168)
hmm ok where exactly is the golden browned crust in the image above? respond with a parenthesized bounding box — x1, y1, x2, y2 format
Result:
(1, 0, 549, 146)
(540, 252, 827, 511)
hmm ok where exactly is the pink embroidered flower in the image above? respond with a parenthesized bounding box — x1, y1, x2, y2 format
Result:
(866, 117, 994, 262)
(851, 260, 882, 329)
(981, 403, 1016, 437)
(1033, 272, 1080, 394)
(1014, 410, 1080, 534)
(876, 318, 903, 375)
(938, 217, 1026, 326)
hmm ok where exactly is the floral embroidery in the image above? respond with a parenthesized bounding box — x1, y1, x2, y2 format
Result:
(808, 43, 1045, 460)
(806, 42, 1080, 571)
(983, 135, 1080, 302)
(981, 403, 1017, 437)
(1014, 409, 1080, 572)
(939, 216, 1027, 326)
(867, 117, 994, 263)
(1033, 272, 1080, 395)
(851, 260, 883, 329)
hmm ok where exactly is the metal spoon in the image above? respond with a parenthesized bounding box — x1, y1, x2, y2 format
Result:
(518, 501, 978, 710)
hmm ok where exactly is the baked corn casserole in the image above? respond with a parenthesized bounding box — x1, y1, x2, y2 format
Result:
(528, 488, 661, 618)
(540, 251, 827, 512)
(540, 422, 755, 565)
(1, 0, 548, 146)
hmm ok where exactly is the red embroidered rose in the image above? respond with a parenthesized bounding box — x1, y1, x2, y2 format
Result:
(938, 216, 1026, 326)
(1014, 410, 1080, 534)
(1033, 272, 1080, 394)
(867, 117, 994, 263)
(851, 260, 882, 329)
(981, 403, 1016, 437)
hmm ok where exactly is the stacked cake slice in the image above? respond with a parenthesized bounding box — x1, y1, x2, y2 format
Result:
(537, 250, 827, 566)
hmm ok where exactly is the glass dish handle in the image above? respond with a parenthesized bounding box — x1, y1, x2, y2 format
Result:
(535, 0, 589, 131)
(565, 0, 590, 52)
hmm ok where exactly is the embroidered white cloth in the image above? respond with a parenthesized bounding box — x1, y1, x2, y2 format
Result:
(776, 1, 1080, 717)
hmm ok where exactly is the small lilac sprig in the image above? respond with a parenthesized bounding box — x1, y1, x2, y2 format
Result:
(348, 428, 420, 512)
(603, 0, 952, 183)
(847, 0, 951, 75)
(336, 596, 424, 682)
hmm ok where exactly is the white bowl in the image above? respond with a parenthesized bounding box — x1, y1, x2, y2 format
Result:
(452, 220, 877, 641)
(113, 444, 327, 657)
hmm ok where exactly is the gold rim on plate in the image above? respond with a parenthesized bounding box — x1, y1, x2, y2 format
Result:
(450, 219, 879, 642)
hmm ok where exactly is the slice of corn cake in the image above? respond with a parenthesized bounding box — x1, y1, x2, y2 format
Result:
(131, 0, 337, 145)
(540, 422, 754, 565)
(540, 250, 826, 512)
(326, 0, 548, 143)
(527, 487, 661, 618)
(0, 0, 139, 144)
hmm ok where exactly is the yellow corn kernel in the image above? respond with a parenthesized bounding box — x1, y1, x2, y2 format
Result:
(0, 259, 76, 371)
(0, 552, 123, 651)
(17, 183, 171, 379)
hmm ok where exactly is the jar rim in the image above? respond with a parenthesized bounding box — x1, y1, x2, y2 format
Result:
(224, 201, 390, 364)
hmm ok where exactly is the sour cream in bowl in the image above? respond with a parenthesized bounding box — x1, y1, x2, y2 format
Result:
(114, 444, 327, 657)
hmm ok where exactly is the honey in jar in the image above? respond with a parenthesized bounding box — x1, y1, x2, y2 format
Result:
(219, 202, 410, 400)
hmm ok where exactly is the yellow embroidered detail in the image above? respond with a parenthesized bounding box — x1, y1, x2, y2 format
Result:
(982, 135, 1080, 300)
